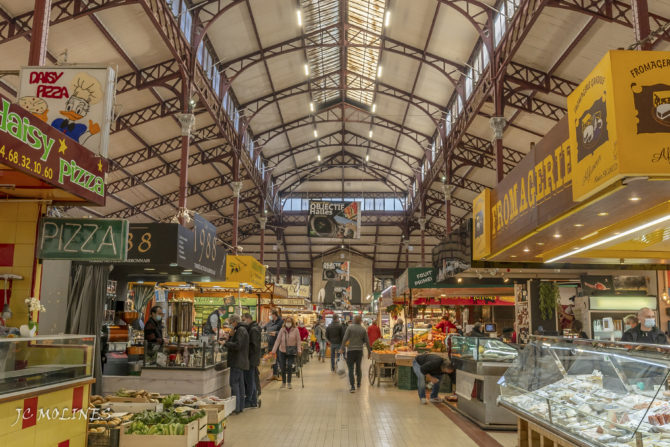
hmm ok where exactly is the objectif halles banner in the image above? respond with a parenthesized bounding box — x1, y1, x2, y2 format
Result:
(0, 94, 107, 205)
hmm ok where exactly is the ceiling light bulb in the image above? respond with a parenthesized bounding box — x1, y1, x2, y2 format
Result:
(574, 223, 584, 227)
(523, 248, 530, 252)
(317, 153, 321, 162)
(365, 154, 370, 162)
(368, 130, 373, 138)
(304, 64, 309, 76)
(553, 234, 561, 238)
(377, 65, 382, 78)
(384, 11, 391, 27)
(457, 278, 462, 283)
(503, 277, 509, 283)
(296, 9, 302, 26)
(372, 103, 377, 113)
(597, 212, 608, 216)
(309, 102, 314, 112)
(313, 129, 318, 138)
(629, 197, 640, 201)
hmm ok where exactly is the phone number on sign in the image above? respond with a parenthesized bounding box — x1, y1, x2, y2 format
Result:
(0, 145, 54, 180)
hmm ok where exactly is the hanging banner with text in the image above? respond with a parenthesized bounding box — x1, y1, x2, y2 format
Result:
(308, 200, 361, 239)
(412, 296, 515, 306)
(17, 66, 116, 158)
(0, 93, 108, 205)
(37, 217, 128, 261)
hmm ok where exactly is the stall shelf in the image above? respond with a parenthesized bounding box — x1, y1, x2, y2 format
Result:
(449, 335, 518, 429)
(499, 336, 670, 447)
(0, 335, 95, 447)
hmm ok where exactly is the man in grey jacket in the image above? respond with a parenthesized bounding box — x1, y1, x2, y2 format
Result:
(326, 315, 345, 372)
(340, 315, 371, 393)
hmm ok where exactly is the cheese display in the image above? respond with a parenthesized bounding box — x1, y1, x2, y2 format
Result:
(500, 338, 670, 447)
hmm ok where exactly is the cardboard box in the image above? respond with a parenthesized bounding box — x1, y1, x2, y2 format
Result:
(106, 396, 154, 403)
(119, 416, 207, 447)
(197, 434, 223, 447)
(206, 430, 224, 444)
(207, 421, 224, 434)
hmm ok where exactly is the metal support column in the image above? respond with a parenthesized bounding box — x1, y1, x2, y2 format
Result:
(230, 172, 242, 255)
(28, 0, 51, 66)
(631, 0, 652, 50)
(491, 82, 507, 183)
(275, 235, 281, 280)
(259, 216, 267, 264)
(442, 183, 455, 233)
(418, 217, 426, 267)
(176, 101, 195, 224)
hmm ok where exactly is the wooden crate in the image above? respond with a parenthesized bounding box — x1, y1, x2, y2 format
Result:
(204, 408, 225, 424)
(119, 416, 206, 447)
(371, 352, 397, 363)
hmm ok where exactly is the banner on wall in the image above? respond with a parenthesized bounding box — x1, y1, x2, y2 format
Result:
(17, 66, 116, 158)
(412, 296, 515, 306)
(308, 201, 361, 239)
(322, 261, 350, 281)
(225, 255, 266, 289)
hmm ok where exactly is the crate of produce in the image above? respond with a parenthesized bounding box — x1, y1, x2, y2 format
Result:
(222, 396, 236, 418)
(396, 365, 418, 390)
(395, 353, 416, 367)
(119, 412, 207, 447)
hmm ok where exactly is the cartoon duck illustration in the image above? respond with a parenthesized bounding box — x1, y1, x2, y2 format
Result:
(51, 72, 102, 143)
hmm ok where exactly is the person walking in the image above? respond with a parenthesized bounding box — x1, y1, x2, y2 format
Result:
(271, 316, 302, 389)
(314, 317, 327, 363)
(326, 314, 346, 372)
(412, 354, 455, 404)
(264, 310, 283, 380)
(367, 320, 382, 346)
(340, 315, 371, 393)
(242, 313, 261, 409)
(223, 315, 249, 414)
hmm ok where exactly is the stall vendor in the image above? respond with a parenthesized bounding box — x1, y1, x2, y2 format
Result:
(144, 305, 164, 349)
(203, 305, 226, 338)
(435, 316, 456, 334)
(622, 307, 666, 345)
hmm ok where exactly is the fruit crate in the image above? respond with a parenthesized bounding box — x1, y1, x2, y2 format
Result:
(370, 352, 397, 364)
(396, 365, 418, 390)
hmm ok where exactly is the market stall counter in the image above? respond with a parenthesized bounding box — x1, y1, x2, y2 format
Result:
(102, 341, 229, 399)
(450, 335, 518, 429)
(499, 336, 670, 447)
(0, 335, 95, 447)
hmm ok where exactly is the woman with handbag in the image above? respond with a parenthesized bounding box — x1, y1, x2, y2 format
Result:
(271, 316, 302, 389)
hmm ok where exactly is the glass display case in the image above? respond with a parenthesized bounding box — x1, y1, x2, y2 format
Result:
(0, 335, 95, 395)
(448, 336, 519, 427)
(499, 336, 670, 446)
(143, 340, 225, 370)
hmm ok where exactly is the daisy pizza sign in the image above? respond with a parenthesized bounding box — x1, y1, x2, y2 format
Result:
(17, 66, 115, 158)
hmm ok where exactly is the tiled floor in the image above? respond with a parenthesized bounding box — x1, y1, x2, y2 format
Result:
(226, 356, 518, 447)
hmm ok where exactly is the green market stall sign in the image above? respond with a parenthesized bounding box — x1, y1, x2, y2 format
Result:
(37, 217, 128, 261)
(0, 94, 108, 205)
(396, 267, 437, 295)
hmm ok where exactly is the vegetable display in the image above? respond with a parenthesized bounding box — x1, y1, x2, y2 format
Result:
(125, 409, 205, 436)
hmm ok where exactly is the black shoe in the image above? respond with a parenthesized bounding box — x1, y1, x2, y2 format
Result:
(357, 383, 361, 389)
(350, 387, 355, 393)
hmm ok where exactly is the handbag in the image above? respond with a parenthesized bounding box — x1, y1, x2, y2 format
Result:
(284, 329, 298, 356)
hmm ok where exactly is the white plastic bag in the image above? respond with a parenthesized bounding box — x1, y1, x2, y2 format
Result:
(336, 357, 347, 377)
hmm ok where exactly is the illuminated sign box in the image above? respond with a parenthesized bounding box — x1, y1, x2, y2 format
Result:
(589, 296, 657, 311)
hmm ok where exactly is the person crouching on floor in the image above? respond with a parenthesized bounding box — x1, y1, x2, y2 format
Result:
(412, 354, 455, 404)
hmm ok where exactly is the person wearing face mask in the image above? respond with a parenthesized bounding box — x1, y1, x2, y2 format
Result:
(271, 316, 302, 389)
(144, 305, 164, 350)
(622, 307, 667, 344)
(223, 314, 250, 414)
(264, 310, 283, 380)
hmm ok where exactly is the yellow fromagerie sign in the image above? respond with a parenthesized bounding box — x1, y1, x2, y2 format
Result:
(569, 50, 670, 201)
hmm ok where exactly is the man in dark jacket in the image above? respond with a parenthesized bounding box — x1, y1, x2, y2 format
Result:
(622, 307, 667, 344)
(144, 305, 164, 353)
(242, 313, 261, 408)
(263, 310, 283, 379)
(326, 315, 346, 372)
(224, 314, 249, 414)
(470, 322, 488, 338)
(413, 353, 455, 404)
(203, 306, 226, 338)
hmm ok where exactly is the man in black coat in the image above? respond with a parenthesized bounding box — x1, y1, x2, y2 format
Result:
(622, 307, 667, 344)
(242, 313, 261, 408)
(263, 310, 283, 379)
(326, 315, 346, 372)
(223, 314, 249, 414)
(413, 354, 455, 404)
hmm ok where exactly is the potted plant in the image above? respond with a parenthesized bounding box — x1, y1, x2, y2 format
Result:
(539, 282, 559, 321)
(19, 297, 45, 337)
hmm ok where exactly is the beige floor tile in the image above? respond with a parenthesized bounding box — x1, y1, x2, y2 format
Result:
(225, 355, 500, 447)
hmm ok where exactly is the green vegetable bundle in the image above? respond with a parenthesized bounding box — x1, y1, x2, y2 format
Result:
(161, 394, 179, 409)
(128, 409, 205, 434)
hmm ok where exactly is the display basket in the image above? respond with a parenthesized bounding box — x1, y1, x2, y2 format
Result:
(87, 427, 120, 447)
(396, 365, 418, 390)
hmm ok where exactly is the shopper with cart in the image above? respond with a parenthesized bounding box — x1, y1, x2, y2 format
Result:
(271, 316, 302, 389)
